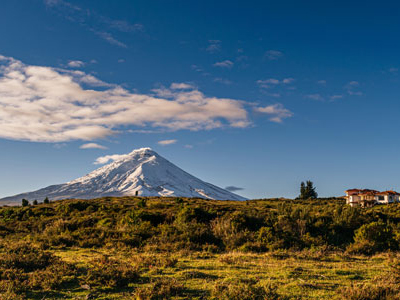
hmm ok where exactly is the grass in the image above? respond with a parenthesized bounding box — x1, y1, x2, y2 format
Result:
(1, 196, 400, 299)
(7, 248, 391, 299)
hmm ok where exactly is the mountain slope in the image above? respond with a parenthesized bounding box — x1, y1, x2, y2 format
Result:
(0, 148, 247, 204)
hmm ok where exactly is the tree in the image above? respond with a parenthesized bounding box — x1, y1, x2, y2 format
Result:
(44, 197, 50, 204)
(300, 182, 305, 198)
(22, 199, 29, 207)
(33, 200, 38, 205)
(299, 180, 318, 199)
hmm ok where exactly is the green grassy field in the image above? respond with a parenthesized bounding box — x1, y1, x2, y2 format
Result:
(0, 197, 399, 299)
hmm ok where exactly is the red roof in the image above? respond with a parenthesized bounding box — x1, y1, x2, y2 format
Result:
(345, 189, 380, 196)
(376, 190, 400, 196)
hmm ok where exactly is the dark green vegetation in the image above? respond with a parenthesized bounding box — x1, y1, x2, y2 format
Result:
(298, 181, 318, 199)
(1, 197, 400, 299)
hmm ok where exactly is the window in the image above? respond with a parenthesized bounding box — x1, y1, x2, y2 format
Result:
(378, 196, 384, 201)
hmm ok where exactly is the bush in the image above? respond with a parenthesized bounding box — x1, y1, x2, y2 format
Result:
(0, 242, 56, 272)
(338, 283, 400, 300)
(132, 277, 184, 300)
(0, 242, 77, 293)
(347, 222, 398, 254)
(83, 255, 139, 288)
(0, 284, 24, 300)
(210, 279, 281, 300)
(27, 261, 77, 290)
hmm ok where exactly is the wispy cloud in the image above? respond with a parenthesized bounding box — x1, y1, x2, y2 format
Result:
(225, 186, 244, 192)
(213, 60, 234, 68)
(80, 143, 107, 150)
(184, 144, 193, 149)
(305, 94, 324, 101)
(256, 78, 295, 89)
(94, 31, 127, 48)
(170, 82, 195, 90)
(345, 81, 363, 96)
(265, 50, 283, 60)
(254, 103, 293, 123)
(214, 78, 232, 85)
(317, 80, 327, 85)
(330, 95, 343, 100)
(0, 54, 251, 142)
(158, 139, 177, 146)
(206, 40, 221, 53)
(43, 0, 143, 48)
(67, 60, 85, 68)
(94, 153, 129, 164)
(107, 20, 144, 32)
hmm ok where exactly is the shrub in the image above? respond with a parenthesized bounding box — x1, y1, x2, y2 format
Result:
(0, 242, 56, 272)
(347, 221, 398, 254)
(138, 198, 147, 208)
(338, 283, 400, 300)
(27, 261, 77, 290)
(210, 279, 281, 300)
(132, 277, 184, 300)
(0, 284, 24, 300)
(83, 255, 139, 288)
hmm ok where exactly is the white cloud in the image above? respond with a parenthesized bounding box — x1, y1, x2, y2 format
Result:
(389, 67, 398, 73)
(184, 144, 193, 149)
(213, 60, 234, 68)
(266, 93, 281, 98)
(80, 143, 107, 149)
(0, 54, 250, 142)
(44, 0, 141, 48)
(94, 31, 127, 48)
(158, 139, 177, 146)
(347, 81, 359, 87)
(214, 78, 232, 85)
(108, 20, 144, 32)
(206, 40, 221, 53)
(345, 81, 362, 96)
(265, 50, 283, 60)
(254, 104, 293, 123)
(305, 94, 324, 101)
(94, 153, 130, 164)
(317, 80, 327, 85)
(282, 78, 295, 84)
(348, 90, 363, 96)
(170, 83, 195, 90)
(330, 95, 343, 100)
(256, 78, 294, 89)
(53, 143, 67, 149)
(67, 60, 85, 68)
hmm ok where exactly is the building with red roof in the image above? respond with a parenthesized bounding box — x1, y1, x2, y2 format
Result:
(345, 189, 400, 207)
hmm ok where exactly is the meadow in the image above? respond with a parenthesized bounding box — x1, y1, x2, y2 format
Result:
(0, 196, 399, 299)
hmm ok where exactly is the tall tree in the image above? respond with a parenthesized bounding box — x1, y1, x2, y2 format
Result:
(299, 180, 318, 199)
(300, 182, 305, 198)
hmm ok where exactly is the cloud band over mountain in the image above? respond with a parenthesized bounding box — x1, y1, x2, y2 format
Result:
(0, 55, 292, 143)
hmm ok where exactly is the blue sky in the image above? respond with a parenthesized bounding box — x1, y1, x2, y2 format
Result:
(0, 0, 400, 199)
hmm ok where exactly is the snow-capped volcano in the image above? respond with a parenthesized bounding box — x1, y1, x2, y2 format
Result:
(0, 148, 246, 204)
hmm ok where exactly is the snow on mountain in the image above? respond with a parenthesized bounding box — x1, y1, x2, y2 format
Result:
(0, 147, 247, 205)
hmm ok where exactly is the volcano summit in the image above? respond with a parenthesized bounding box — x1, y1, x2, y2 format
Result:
(0, 148, 246, 204)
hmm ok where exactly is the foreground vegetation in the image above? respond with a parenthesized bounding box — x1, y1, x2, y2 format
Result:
(1, 196, 400, 299)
